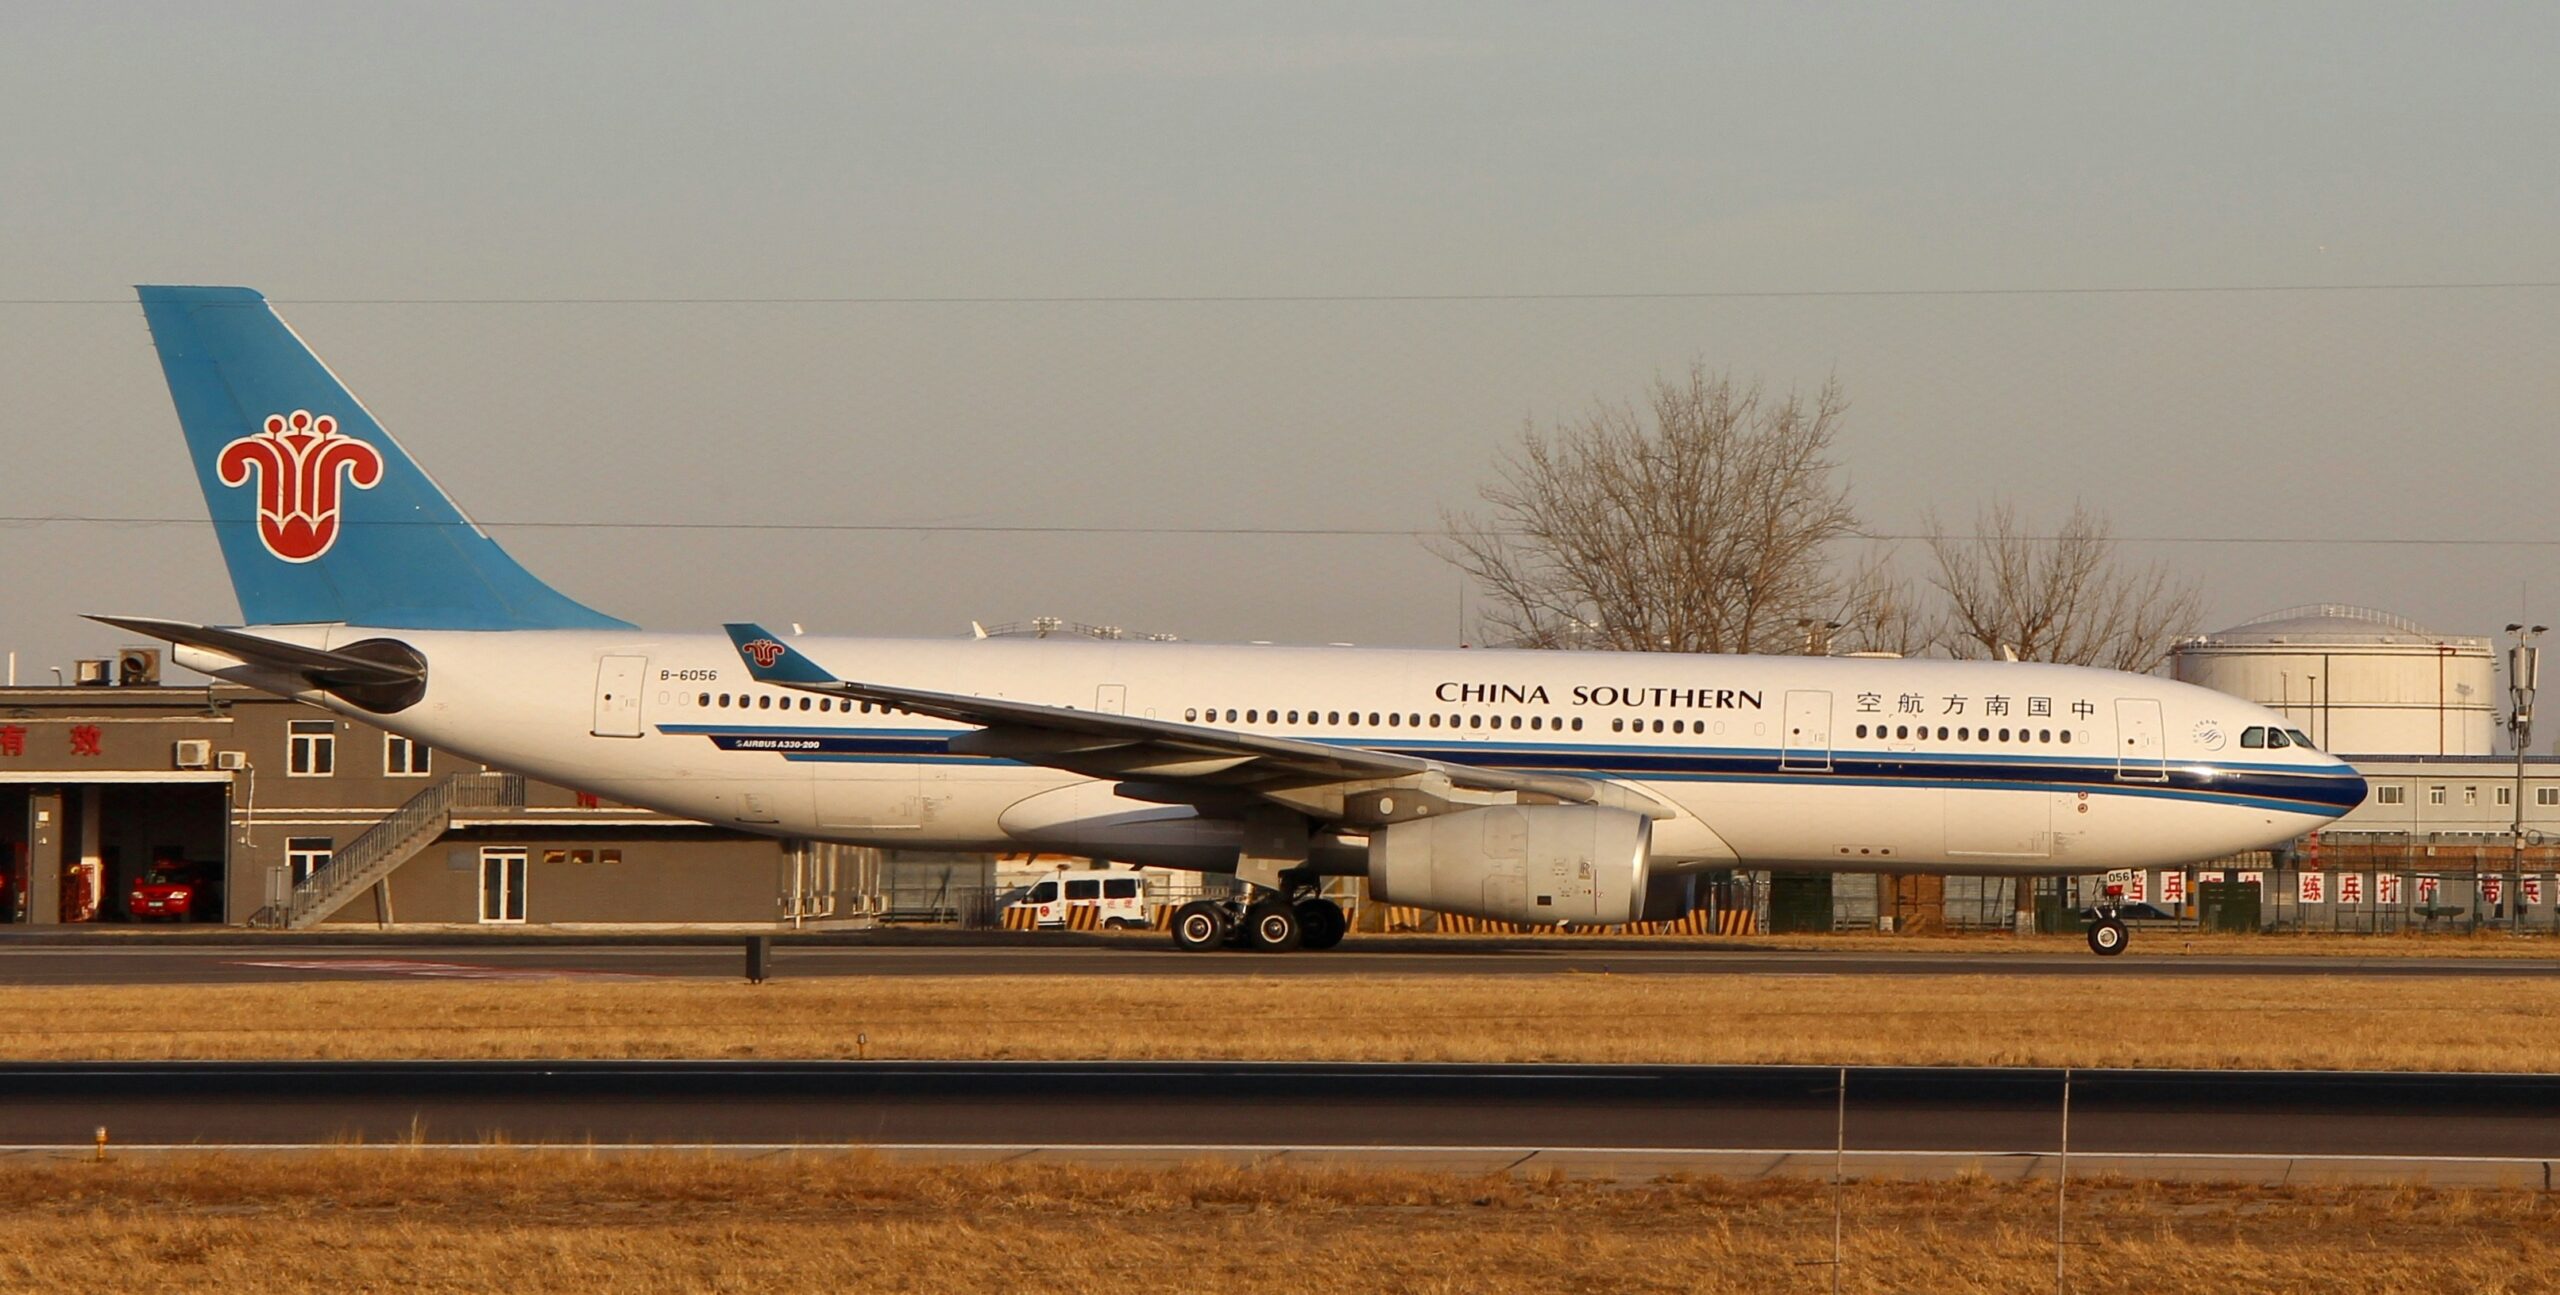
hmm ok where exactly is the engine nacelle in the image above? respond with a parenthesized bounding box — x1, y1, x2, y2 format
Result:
(1368, 804, 1678, 926)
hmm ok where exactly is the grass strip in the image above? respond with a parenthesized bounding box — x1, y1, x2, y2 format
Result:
(0, 1150, 2548, 1294)
(5, 974, 2559, 1069)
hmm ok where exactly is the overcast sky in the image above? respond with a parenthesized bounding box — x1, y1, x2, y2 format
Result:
(5, 3, 2557, 676)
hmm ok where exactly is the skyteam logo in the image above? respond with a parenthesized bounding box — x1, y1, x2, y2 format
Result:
(216, 410, 385, 563)
(740, 638, 789, 668)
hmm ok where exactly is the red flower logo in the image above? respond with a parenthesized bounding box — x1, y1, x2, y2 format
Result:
(741, 638, 787, 668)
(217, 411, 385, 563)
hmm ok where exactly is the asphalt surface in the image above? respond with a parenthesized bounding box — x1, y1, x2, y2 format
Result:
(4, 935, 2559, 983)
(2, 1062, 2555, 1165)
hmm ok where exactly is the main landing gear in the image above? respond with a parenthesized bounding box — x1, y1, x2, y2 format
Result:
(2086, 904, 2129, 957)
(1169, 886, 1347, 954)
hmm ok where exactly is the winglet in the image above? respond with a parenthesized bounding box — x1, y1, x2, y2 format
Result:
(722, 623, 840, 685)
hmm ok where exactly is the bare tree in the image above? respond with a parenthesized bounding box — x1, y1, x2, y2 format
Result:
(1924, 500, 2203, 672)
(1832, 549, 1944, 658)
(1438, 368, 1859, 654)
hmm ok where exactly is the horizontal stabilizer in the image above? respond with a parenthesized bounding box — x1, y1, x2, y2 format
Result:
(85, 615, 424, 686)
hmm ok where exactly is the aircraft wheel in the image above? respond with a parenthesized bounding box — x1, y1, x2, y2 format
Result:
(1244, 900, 1303, 952)
(1295, 898, 1347, 950)
(1170, 901, 1230, 952)
(2087, 918, 2128, 957)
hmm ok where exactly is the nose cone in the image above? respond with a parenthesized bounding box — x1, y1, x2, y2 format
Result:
(2322, 758, 2370, 819)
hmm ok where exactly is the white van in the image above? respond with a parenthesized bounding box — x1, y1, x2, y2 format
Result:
(1008, 866, 1152, 929)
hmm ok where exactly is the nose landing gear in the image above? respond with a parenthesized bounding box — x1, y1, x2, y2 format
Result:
(2086, 906, 2129, 956)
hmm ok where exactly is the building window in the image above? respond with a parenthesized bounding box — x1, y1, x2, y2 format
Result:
(2539, 787, 2560, 808)
(2463, 786, 2478, 805)
(286, 837, 333, 887)
(2427, 786, 2447, 806)
(2497, 786, 2514, 806)
(2376, 786, 2406, 806)
(385, 733, 431, 777)
(287, 720, 335, 777)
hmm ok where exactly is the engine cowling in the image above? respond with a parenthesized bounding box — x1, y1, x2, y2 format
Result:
(1368, 804, 1682, 926)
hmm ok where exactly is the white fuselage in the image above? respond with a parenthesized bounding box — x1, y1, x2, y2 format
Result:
(181, 628, 2365, 878)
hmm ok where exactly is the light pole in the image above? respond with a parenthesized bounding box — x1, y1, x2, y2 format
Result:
(2506, 624, 2544, 934)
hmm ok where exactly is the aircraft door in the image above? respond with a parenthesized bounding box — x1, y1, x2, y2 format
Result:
(592, 656, 647, 738)
(1781, 690, 1833, 771)
(2113, 698, 2168, 782)
(1095, 684, 1126, 714)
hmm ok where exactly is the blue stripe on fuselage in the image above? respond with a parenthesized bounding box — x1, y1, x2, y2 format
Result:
(652, 723, 2366, 815)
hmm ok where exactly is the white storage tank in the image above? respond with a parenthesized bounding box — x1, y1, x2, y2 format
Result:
(2170, 605, 2495, 757)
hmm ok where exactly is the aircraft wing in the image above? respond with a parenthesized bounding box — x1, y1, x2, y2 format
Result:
(720, 623, 1659, 812)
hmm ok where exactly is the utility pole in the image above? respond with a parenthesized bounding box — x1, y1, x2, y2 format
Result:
(2507, 625, 2544, 935)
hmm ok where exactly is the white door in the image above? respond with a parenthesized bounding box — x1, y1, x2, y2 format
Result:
(2114, 698, 2168, 782)
(592, 655, 647, 738)
(1781, 690, 1833, 771)
(479, 848, 527, 923)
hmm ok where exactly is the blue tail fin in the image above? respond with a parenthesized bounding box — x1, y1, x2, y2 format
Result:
(136, 285, 629, 630)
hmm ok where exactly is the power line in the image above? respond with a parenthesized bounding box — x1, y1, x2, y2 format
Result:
(7, 281, 2560, 306)
(1, 513, 2555, 547)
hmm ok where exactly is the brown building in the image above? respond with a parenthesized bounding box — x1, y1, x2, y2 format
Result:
(0, 664, 885, 927)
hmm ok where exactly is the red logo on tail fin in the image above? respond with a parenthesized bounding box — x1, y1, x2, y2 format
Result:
(217, 411, 385, 563)
(741, 638, 788, 668)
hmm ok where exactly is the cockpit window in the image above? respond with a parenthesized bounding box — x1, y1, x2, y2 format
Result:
(2241, 726, 2267, 749)
(2286, 729, 2317, 751)
(2265, 728, 2291, 748)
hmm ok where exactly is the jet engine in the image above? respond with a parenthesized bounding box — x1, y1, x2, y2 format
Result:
(1367, 803, 1687, 926)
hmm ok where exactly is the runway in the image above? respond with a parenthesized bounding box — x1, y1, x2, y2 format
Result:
(3, 1061, 2554, 1186)
(4, 933, 2557, 984)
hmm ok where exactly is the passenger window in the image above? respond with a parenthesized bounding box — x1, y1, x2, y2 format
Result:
(1185, 709, 1198, 721)
(757, 695, 771, 710)
(1431, 715, 1443, 728)
(699, 693, 711, 707)
(1387, 713, 1401, 727)
(1468, 715, 1483, 729)
(1330, 711, 1343, 725)
(1937, 727, 1949, 740)
(1652, 719, 1665, 734)
(1612, 719, 1625, 733)
(2241, 727, 2267, 749)
(1065, 879, 1101, 901)
(1509, 716, 1522, 730)
(1103, 878, 1139, 899)
(1570, 718, 1583, 731)
(2038, 729, 2050, 743)
(1998, 728, 2010, 741)
(2060, 730, 2072, 744)
(1287, 711, 1299, 724)
(1029, 882, 1058, 903)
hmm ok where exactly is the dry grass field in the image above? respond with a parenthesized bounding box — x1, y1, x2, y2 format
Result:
(6, 973, 2559, 1070)
(0, 1151, 2549, 1295)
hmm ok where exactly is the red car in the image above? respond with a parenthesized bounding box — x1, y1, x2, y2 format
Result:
(126, 864, 200, 922)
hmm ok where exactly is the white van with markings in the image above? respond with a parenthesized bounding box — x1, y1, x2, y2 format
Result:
(1009, 866, 1152, 929)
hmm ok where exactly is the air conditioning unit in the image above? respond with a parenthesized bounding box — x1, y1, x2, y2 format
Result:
(74, 658, 112, 687)
(118, 648, 162, 687)
(214, 750, 248, 771)
(173, 739, 212, 769)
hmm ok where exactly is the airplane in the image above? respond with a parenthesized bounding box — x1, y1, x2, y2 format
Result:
(99, 284, 2367, 956)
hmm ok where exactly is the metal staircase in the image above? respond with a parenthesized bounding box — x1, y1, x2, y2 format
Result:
(264, 772, 527, 929)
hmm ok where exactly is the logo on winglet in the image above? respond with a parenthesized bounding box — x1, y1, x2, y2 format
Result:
(740, 638, 788, 668)
(216, 411, 384, 563)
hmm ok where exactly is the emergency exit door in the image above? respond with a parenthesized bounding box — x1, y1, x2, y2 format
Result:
(592, 655, 647, 738)
(2114, 698, 2168, 782)
(1780, 690, 1833, 771)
